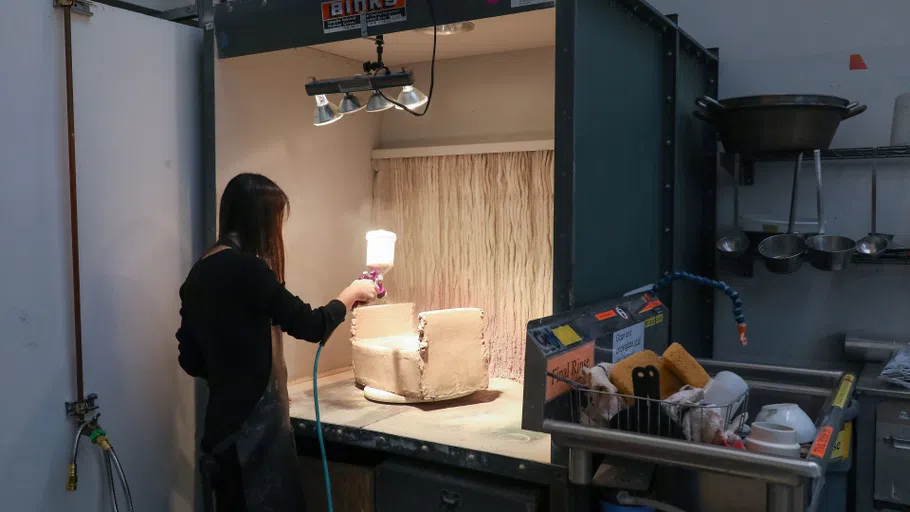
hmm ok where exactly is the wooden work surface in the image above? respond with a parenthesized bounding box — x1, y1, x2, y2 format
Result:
(289, 370, 551, 465)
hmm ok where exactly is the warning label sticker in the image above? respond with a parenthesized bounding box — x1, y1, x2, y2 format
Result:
(511, 0, 551, 7)
(322, 0, 408, 34)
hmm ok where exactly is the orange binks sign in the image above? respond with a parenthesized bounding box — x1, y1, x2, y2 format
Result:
(321, 0, 408, 34)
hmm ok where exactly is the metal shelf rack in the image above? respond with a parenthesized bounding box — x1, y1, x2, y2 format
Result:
(722, 244, 910, 278)
(721, 145, 910, 185)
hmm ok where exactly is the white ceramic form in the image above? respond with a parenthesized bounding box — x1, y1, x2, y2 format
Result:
(755, 403, 817, 444)
(745, 422, 801, 458)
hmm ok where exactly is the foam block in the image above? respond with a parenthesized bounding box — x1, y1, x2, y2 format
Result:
(662, 342, 711, 389)
(351, 303, 488, 401)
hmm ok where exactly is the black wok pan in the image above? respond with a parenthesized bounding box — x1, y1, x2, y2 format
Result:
(694, 94, 867, 156)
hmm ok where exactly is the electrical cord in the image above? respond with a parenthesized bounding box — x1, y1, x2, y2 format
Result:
(376, 0, 436, 116)
(313, 341, 333, 512)
(313, 5, 437, 510)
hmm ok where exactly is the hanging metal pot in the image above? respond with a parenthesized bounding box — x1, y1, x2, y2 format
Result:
(693, 94, 867, 156)
(805, 150, 857, 271)
(856, 147, 891, 257)
(716, 154, 750, 258)
(758, 153, 807, 274)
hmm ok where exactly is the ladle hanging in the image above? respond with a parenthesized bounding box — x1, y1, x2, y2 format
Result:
(758, 153, 807, 274)
(806, 150, 857, 271)
(856, 147, 891, 257)
(716, 154, 750, 258)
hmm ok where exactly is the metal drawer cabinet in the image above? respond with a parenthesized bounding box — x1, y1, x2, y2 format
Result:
(874, 401, 910, 506)
(375, 458, 544, 512)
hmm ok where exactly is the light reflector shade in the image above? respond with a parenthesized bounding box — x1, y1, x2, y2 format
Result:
(366, 90, 394, 112)
(366, 230, 397, 270)
(313, 94, 342, 126)
(339, 93, 365, 114)
(396, 86, 428, 110)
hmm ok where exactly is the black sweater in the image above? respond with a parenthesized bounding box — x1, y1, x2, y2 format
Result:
(176, 248, 347, 451)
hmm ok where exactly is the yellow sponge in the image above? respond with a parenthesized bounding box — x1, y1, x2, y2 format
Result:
(609, 350, 659, 398)
(662, 342, 711, 389)
(655, 357, 684, 399)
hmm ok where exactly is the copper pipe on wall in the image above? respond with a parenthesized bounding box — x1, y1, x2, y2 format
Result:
(63, 4, 85, 403)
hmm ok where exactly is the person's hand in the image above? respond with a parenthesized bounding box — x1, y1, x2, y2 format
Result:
(338, 279, 380, 310)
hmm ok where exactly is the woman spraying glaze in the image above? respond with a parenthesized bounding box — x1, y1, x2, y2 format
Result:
(176, 173, 379, 511)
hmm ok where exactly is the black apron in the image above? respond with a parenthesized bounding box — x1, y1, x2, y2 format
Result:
(201, 240, 303, 512)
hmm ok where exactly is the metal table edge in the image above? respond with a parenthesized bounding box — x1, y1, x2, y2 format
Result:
(292, 417, 566, 486)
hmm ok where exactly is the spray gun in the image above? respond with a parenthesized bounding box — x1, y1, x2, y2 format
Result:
(354, 230, 397, 308)
(315, 229, 397, 512)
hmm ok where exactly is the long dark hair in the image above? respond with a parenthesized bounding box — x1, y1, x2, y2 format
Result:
(218, 173, 290, 281)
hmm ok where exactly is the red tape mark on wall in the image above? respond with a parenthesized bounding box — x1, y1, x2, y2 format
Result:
(849, 54, 868, 71)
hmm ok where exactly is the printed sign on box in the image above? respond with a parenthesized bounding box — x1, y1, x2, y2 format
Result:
(511, 0, 551, 7)
(545, 342, 594, 401)
(612, 321, 644, 363)
(322, 0, 407, 34)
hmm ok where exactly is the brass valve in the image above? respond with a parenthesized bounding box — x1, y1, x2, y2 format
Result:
(94, 434, 112, 452)
(66, 464, 78, 492)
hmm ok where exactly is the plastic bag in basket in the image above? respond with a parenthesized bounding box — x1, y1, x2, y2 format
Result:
(880, 346, 910, 389)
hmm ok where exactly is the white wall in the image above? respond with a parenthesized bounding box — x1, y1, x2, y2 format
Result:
(0, 2, 200, 511)
(379, 47, 555, 148)
(650, 0, 910, 364)
(216, 48, 379, 380)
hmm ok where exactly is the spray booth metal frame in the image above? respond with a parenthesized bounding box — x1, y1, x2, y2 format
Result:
(90, 0, 720, 509)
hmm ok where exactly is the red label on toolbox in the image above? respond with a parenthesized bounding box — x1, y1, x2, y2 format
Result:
(321, 0, 407, 34)
(639, 300, 663, 313)
(809, 426, 834, 458)
(595, 309, 617, 321)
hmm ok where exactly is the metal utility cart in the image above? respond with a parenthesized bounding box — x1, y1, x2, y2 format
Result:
(524, 290, 857, 512)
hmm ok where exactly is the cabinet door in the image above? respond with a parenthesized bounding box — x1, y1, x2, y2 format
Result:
(71, 6, 203, 512)
(874, 401, 910, 505)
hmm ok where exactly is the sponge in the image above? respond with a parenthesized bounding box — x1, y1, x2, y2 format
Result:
(609, 350, 660, 400)
(655, 357, 684, 399)
(662, 342, 711, 388)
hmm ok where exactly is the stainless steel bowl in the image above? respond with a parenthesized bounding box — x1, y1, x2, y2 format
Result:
(805, 234, 856, 271)
(758, 233, 807, 274)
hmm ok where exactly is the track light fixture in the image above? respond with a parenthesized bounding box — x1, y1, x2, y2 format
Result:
(366, 90, 394, 113)
(313, 94, 342, 127)
(395, 86, 428, 110)
(308, 1, 438, 127)
(338, 93, 365, 114)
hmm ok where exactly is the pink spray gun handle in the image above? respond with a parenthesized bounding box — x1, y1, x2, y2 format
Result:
(352, 269, 386, 309)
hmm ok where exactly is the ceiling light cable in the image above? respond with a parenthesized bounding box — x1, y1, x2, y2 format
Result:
(375, 0, 436, 117)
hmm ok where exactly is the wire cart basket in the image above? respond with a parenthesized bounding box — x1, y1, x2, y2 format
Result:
(544, 360, 857, 512)
(567, 367, 750, 446)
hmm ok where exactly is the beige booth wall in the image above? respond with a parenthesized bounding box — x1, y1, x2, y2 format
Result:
(371, 46, 557, 382)
(379, 46, 555, 149)
(214, 44, 555, 381)
(216, 47, 379, 380)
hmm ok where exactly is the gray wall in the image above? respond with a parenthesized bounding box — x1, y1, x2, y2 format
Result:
(650, 0, 910, 365)
(0, 2, 201, 510)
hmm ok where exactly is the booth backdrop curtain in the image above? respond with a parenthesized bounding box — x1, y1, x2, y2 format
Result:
(372, 150, 554, 381)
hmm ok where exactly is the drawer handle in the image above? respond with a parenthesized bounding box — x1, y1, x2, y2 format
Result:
(884, 435, 910, 451)
(440, 489, 461, 509)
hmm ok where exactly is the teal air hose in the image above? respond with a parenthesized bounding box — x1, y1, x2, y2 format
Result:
(313, 342, 333, 512)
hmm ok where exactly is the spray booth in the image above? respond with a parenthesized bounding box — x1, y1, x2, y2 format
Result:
(202, 0, 736, 510)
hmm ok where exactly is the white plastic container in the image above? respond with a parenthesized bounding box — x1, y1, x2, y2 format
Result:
(755, 403, 817, 444)
(365, 230, 397, 271)
(891, 93, 910, 146)
(745, 422, 801, 458)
